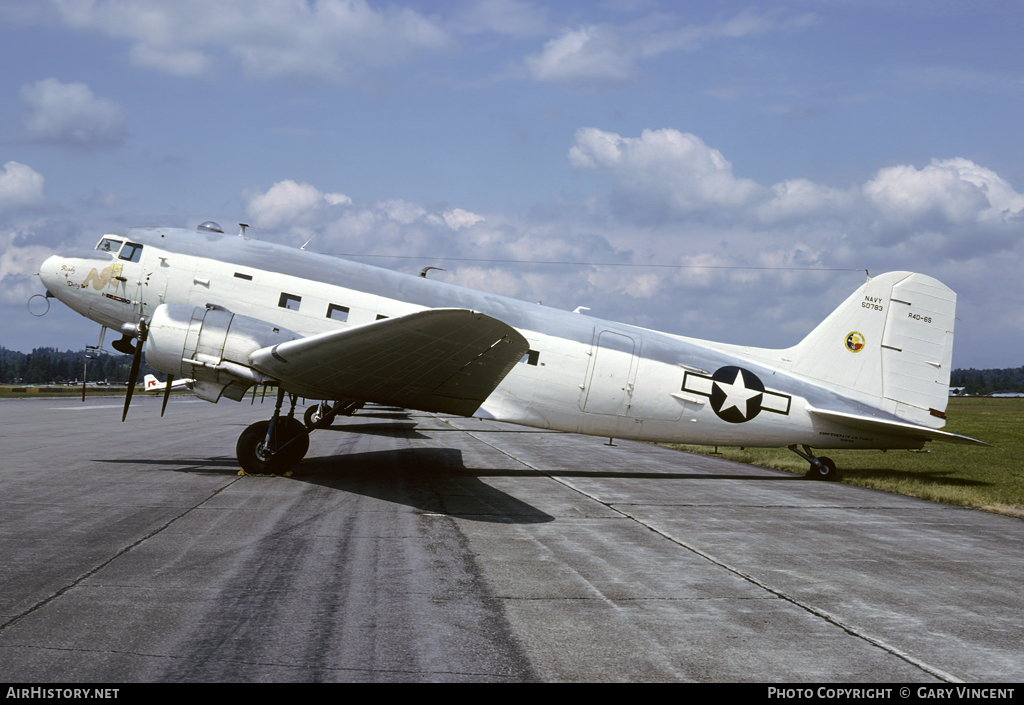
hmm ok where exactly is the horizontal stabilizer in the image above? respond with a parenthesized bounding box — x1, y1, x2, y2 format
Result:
(807, 406, 989, 446)
(250, 308, 529, 415)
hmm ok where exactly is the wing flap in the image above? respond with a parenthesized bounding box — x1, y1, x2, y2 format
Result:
(807, 406, 989, 446)
(249, 308, 529, 415)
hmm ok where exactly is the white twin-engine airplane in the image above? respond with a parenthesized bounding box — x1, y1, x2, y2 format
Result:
(38, 221, 983, 478)
(143, 374, 193, 392)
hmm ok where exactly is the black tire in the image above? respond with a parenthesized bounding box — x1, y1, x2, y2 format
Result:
(303, 404, 331, 430)
(236, 417, 310, 474)
(806, 457, 839, 481)
(237, 421, 272, 474)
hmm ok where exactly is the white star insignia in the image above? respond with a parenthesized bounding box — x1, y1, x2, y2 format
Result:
(714, 370, 761, 419)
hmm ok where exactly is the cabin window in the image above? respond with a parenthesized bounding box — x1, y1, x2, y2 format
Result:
(118, 242, 143, 262)
(520, 350, 540, 366)
(327, 304, 349, 321)
(234, 272, 253, 281)
(278, 293, 302, 311)
(96, 237, 123, 254)
(375, 314, 389, 321)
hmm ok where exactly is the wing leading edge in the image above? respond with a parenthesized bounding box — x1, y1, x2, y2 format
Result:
(249, 308, 530, 416)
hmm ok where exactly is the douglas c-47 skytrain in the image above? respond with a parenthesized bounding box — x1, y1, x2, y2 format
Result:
(36, 221, 984, 477)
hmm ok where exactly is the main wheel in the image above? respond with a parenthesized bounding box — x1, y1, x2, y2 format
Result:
(236, 417, 310, 474)
(806, 457, 839, 481)
(303, 403, 332, 430)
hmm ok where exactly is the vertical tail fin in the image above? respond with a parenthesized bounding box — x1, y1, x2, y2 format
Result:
(787, 272, 956, 428)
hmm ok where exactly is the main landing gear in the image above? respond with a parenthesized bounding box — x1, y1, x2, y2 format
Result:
(235, 393, 366, 474)
(788, 444, 840, 481)
(236, 387, 310, 475)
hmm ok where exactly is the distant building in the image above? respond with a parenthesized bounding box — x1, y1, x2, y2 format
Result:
(949, 387, 967, 397)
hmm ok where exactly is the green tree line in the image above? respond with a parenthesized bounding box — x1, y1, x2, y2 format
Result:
(0, 347, 159, 385)
(950, 367, 1024, 396)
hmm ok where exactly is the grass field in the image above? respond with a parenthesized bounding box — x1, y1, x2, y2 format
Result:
(660, 397, 1024, 518)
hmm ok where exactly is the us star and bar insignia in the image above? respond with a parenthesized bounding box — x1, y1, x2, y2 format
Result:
(681, 365, 792, 424)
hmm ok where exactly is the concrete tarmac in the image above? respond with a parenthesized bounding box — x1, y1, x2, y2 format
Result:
(0, 395, 1022, 682)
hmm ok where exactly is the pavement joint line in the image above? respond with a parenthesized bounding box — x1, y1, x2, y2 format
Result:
(456, 423, 965, 685)
(0, 475, 246, 635)
(0, 644, 520, 679)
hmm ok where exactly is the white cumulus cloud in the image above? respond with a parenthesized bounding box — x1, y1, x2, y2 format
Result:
(524, 9, 815, 84)
(570, 127, 765, 215)
(378, 199, 428, 225)
(0, 162, 46, 212)
(525, 25, 635, 82)
(443, 208, 484, 230)
(757, 179, 858, 223)
(863, 158, 1024, 225)
(19, 78, 128, 148)
(245, 180, 351, 229)
(571, 126, 1024, 247)
(219, 141, 1024, 370)
(49, 0, 449, 80)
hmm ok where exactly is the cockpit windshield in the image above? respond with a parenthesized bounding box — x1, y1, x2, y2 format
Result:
(96, 237, 123, 254)
(119, 242, 143, 262)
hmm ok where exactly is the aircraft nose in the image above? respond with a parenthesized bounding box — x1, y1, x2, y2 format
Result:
(39, 255, 63, 295)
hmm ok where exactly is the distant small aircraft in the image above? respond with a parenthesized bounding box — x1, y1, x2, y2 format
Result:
(144, 374, 193, 393)
(37, 221, 983, 477)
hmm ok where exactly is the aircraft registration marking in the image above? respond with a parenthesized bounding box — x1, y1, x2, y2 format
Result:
(862, 295, 884, 312)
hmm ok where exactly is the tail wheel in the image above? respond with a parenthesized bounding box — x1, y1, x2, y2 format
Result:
(807, 457, 839, 481)
(237, 418, 310, 474)
(304, 403, 332, 430)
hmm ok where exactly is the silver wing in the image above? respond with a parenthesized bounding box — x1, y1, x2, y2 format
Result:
(250, 308, 530, 416)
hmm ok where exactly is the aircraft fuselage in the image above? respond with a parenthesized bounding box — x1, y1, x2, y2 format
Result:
(39, 226, 944, 451)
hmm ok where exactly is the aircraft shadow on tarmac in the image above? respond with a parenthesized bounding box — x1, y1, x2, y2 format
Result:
(93, 447, 556, 523)
(318, 421, 432, 438)
(95, 456, 242, 472)
(837, 467, 993, 487)
(296, 447, 555, 524)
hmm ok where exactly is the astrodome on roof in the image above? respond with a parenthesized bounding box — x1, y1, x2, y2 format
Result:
(197, 221, 224, 233)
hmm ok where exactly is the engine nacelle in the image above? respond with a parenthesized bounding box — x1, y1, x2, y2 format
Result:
(147, 304, 299, 402)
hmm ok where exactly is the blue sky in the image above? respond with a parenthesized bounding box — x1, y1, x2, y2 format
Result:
(1, 0, 1022, 368)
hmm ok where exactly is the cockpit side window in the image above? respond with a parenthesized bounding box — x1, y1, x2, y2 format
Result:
(119, 242, 143, 262)
(96, 237, 124, 254)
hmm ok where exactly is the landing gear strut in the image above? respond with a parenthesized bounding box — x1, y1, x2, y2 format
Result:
(789, 444, 839, 481)
(236, 387, 310, 474)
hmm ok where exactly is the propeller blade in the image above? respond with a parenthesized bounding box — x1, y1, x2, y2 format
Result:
(121, 319, 148, 422)
(122, 345, 142, 422)
(161, 374, 174, 417)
